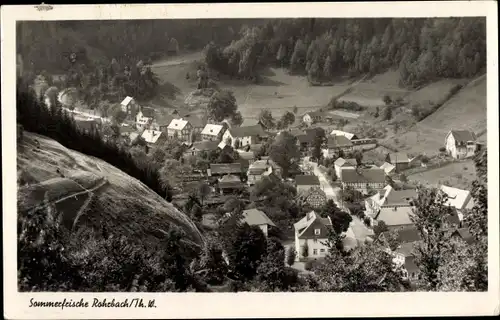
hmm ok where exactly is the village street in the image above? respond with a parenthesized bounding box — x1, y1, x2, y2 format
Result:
(303, 157, 374, 249)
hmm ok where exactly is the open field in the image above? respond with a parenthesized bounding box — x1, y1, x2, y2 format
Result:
(407, 159, 477, 189)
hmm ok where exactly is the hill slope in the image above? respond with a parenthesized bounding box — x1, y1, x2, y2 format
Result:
(17, 132, 203, 247)
(384, 74, 487, 155)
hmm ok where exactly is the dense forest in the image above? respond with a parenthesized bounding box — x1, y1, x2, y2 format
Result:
(203, 18, 486, 87)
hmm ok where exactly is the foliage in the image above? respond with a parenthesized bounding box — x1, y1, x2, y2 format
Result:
(286, 246, 296, 266)
(373, 221, 389, 237)
(269, 131, 301, 177)
(258, 110, 276, 130)
(311, 128, 327, 162)
(192, 235, 228, 286)
(207, 89, 239, 122)
(255, 237, 289, 291)
(278, 111, 296, 129)
(225, 224, 268, 280)
(301, 242, 309, 258)
(319, 200, 352, 235)
(340, 185, 364, 203)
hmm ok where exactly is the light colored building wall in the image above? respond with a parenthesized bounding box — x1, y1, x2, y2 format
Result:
(296, 238, 330, 260)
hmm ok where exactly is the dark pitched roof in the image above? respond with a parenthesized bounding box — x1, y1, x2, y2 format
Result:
(185, 114, 205, 128)
(381, 227, 421, 244)
(190, 140, 219, 152)
(327, 135, 353, 148)
(450, 130, 477, 143)
(140, 107, 155, 118)
(387, 152, 410, 164)
(341, 168, 385, 184)
(154, 114, 174, 126)
(210, 163, 243, 175)
(218, 174, 244, 189)
(228, 125, 268, 138)
(452, 228, 475, 244)
(242, 208, 276, 227)
(295, 175, 321, 186)
(384, 189, 417, 206)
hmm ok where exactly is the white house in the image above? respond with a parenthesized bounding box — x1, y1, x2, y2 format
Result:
(294, 211, 332, 261)
(334, 157, 358, 177)
(241, 208, 276, 237)
(135, 107, 155, 131)
(330, 130, 358, 140)
(322, 135, 354, 158)
(140, 129, 167, 146)
(380, 162, 396, 175)
(302, 111, 324, 126)
(246, 159, 282, 186)
(444, 130, 478, 159)
(121, 96, 140, 120)
(365, 185, 417, 218)
(222, 125, 268, 149)
(201, 123, 225, 141)
(167, 118, 193, 142)
(440, 185, 475, 221)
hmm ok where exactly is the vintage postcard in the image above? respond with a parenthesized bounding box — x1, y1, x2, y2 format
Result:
(2, 2, 499, 319)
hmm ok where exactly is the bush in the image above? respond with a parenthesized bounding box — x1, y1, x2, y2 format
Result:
(304, 260, 314, 271)
(439, 147, 446, 153)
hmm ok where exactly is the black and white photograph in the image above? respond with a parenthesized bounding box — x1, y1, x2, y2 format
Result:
(2, 2, 499, 319)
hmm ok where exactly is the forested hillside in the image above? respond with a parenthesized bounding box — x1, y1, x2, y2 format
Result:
(203, 18, 486, 87)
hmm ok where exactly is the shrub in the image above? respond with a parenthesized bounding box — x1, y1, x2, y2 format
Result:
(304, 260, 314, 271)
(439, 147, 446, 153)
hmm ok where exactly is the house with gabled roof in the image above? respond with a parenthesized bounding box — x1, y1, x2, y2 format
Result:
(135, 106, 155, 131)
(222, 125, 269, 149)
(374, 205, 415, 231)
(385, 152, 410, 172)
(241, 118, 267, 130)
(334, 157, 358, 177)
(167, 118, 192, 142)
(201, 123, 225, 141)
(217, 174, 245, 195)
(439, 185, 475, 221)
(323, 135, 354, 158)
(184, 140, 219, 157)
(141, 129, 167, 146)
(247, 159, 282, 186)
(295, 175, 321, 194)
(301, 187, 327, 209)
(151, 114, 174, 132)
(120, 96, 140, 120)
(208, 163, 243, 177)
(330, 130, 358, 140)
(340, 168, 385, 193)
(445, 130, 478, 159)
(302, 111, 324, 126)
(294, 211, 332, 261)
(241, 208, 277, 237)
(366, 185, 417, 218)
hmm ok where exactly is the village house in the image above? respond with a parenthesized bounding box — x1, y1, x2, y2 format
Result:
(340, 168, 386, 193)
(302, 111, 324, 126)
(365, 186, 417, 218)
(301, 187, 328, 209)
(444, 130, 478, 159)
(385, 152, 410, 172)
(374, 205, 415, 231)
(241, 118, 268, 131)
(294, 211, 332, 261)
(439, 185, 475, 221)
(379, 228, 422, 282)
(295, 175, 321, 194)
(217, 175, 245, 195)
(183, 114, 206, 137)
(380, 162, 396, 175)
(241, 208, 277, 237)
(135, 107, 156, 131)
(322, 135, 354, 158)
(140, 129, 167, 147)
(334, 157, 358, 177)
(167, 118, 193, 142)
(201, 123, 226, 141)
(222, 125, 269, 149)
(184, 140, 219, 157)
(207, 163, 243, 177)
(330, 130, 358, 140)
(120, 96, 140, 120)
(351, 138, 378, 151)
(150, 114, 174, 132)
(246, 159, 282, 186)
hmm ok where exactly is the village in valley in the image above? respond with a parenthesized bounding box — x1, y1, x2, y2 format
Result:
(16, 17, 488, 292)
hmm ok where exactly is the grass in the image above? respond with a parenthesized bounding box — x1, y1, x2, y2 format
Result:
(18, 131, 204, 246)
(407, 159, 477, 189)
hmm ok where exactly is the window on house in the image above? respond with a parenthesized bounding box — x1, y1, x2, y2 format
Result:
(313, 238, 318, 243)
(313, 249, 317, 255)
(314, 229, 320, 235)
(320, 249, 325, 253)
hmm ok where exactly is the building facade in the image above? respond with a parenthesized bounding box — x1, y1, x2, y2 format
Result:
(445, 130, 478, 159)
(294, 211, 332, 261)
